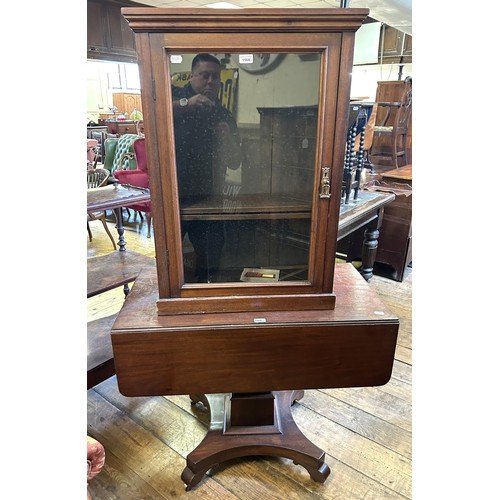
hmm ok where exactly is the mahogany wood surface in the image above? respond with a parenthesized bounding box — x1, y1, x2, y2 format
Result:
(180, 194, 311, 221)
(381, 163, 412, 184)
(87, 183, 150, 212)
(123, 8, 367, 310)
(87, 183, 151, 251)
(337, 190, 394, 239)
(371, 80, 412, 168)
(182, 391, 330, 491)
(122, 8, 370, 33)
(87, 313, 118, 389)
(111, 263, 399, 397)
(87, 250, 155, 298)
(154, 190, 394, 314)
(87, 218, 411, 499)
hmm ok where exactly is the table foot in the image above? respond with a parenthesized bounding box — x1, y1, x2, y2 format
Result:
(182, 390, 331, 490)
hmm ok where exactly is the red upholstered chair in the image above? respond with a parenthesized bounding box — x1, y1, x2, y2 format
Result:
(87, 139, 99, 169)
(113, 138, 152, 238)
(87, 435, 106, 500)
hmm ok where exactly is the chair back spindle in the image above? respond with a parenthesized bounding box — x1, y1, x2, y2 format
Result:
(87, 169, 110, 189)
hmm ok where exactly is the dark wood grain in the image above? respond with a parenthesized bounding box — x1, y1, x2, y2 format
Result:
(111, 264, 398, 397)
(381, 163, 412, 183)
(100, 10, 402, 491)
(87, 313, 118, 389)
(123, 8, 368, 313)
(87, 184, 150, 213)
(87, 218, 411, 499)
(337, 190, 395, 239)
(122, 8, 369, 33)
(87, 250, 156, 297)
(181, 391, 330, 490)
(180, 194, 311, 220)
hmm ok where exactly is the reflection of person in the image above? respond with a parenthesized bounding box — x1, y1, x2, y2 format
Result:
(172, 53, 242, 282)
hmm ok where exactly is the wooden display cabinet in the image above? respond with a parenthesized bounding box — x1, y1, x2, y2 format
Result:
(121, 8, 373, 316)
(110, 8, 399, 490)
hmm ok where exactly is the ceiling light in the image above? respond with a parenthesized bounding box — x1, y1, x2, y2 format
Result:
(204, 2, 243, 8)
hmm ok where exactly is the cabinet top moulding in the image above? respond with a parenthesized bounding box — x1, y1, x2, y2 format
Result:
(121, 8, 369, 33)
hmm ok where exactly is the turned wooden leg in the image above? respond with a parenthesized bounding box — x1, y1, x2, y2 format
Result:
(87, 221, 93, 242)
(146, 213, 152, 238)
(360, 214, 381, 281)
(113, 207, 127, 251)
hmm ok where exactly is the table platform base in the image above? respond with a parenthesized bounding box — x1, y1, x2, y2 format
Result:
(182, 390, 330, 490)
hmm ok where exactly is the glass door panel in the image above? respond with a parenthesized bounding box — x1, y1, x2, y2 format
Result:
(168, 53, 321, 284)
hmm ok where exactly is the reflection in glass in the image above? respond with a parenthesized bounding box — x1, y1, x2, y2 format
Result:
(169, 53, 320, 284)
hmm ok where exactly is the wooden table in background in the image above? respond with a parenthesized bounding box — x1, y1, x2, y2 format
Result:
(87, 184, 154, 389)
(338, 190, 395, 280)
(381, 163, 412, 185)
(87, 183, 150, 251)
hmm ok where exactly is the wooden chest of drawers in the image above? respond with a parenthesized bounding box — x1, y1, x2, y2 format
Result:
(104, 119, 144, 136)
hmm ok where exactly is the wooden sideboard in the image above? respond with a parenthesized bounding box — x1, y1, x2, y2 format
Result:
(103, 119, 144, 136)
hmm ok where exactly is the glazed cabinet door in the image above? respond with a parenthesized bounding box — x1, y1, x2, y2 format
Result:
(123, 9, 367, 315)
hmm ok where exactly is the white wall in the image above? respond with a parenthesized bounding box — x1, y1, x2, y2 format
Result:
(351, 63, 412, 101)
(167, 53, 320, 124)
(87, 58, 412, 123)
(87, 60, 141, 123)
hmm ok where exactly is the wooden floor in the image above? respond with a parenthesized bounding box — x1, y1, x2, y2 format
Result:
(87, 208, 412, 499)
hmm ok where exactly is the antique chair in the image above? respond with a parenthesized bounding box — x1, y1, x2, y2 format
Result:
(354, 103, 378, 174)
(89, 129, 108, 163)
(113, 137, 152, 238)
(369, 77, 412, 169)
(102, 133, 142, 181)
(87, 435, 106, 500)
(342, 104, 378, 203)
(87, 139, 99, 169)
(87, 169, 117, 250)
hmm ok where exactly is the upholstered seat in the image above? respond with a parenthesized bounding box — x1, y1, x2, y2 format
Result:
(113, 138, 153, 238)
(103, 134, 142, 180)
(87, 435, 105, 500)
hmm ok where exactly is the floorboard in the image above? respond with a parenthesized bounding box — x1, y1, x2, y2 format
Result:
(87, 209, 412, 499)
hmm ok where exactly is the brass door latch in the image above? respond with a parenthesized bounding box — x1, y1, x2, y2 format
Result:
(320, 166, 331, 198)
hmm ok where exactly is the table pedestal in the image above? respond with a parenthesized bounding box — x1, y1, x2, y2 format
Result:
(182, 390, 330, 490)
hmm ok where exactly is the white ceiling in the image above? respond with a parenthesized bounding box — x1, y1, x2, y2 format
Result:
(131, 0, 412, 35)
